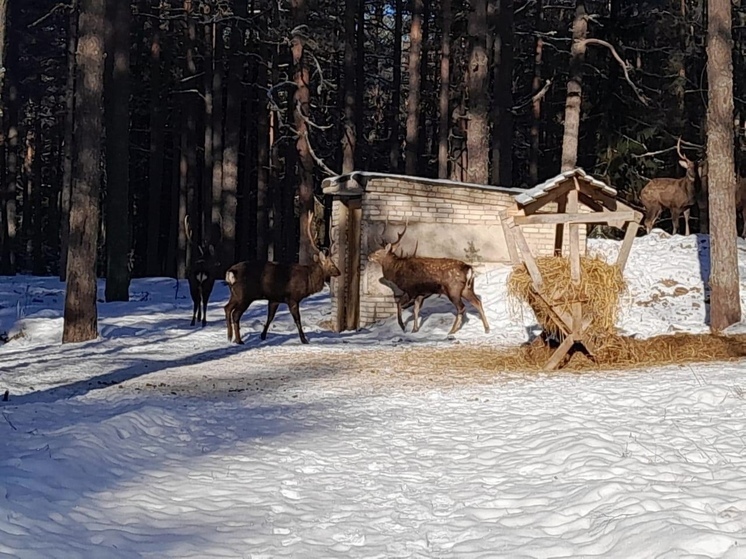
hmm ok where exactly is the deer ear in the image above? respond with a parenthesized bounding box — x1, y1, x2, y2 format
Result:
(678, 159, 689, 170)
(313, 253, 321, 262)
(385, 243, 393, 253)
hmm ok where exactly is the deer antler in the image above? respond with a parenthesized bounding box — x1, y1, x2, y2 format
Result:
(389, 218, 408, 253)
(184, 215, 193, 244)
(305, 210, 320, 254)
(676, 136, 692, 164)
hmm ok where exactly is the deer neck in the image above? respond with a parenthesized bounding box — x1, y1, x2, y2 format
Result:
(307, 261, 327, 294)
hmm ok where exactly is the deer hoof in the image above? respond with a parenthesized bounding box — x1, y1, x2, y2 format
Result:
(301, 338, 309, 345)
(260, 332, 267, 341)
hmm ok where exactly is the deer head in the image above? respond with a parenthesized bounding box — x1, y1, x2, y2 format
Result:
(307, 211, 341, 278)
(368, 218, 408, 265)
(185, 215, 221, 270)
(676, 137, 707, 191)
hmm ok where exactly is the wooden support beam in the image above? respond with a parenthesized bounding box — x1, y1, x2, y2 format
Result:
(568, 182, 581, 287)
(554, 195, 567, 256)
(616, 220, 639, 273)
(500, 213, 521, 265)
(545, 334, 576, 370)
(512, 211, 638, 226)
(512, 223, 544, 290)
(518, 180, 574, 215)
(345, 198, 363, 330)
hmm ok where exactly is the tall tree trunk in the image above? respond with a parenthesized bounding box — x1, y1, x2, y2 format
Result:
(0, 0, 8, 271)
(222, 12, 244, 268)
(211, 22, 225, 257)
(146, 23, 164, 276)
(560, 1, 587, 172)
(404, 0, 423, 176)
(706, 0, 741, 330)
(291, 0, 314, 264)
(490, 0, 513, 185)
(466, 0, 489, 184)
(1, 0, 17, 275)
(104, 0, 131, 301)
(342, 0, 357, 173)
(30, 121, 44, 275)
(437, 0, 452, 179)
(354, 0, 365, 169)
(388, 0, 403, 171)
(529, 0, 544, 184)
(255, 56, 270, 261)
(63, 0, 105, 343)
(60, 0, 78, 281)
(203, 21, 214, 241)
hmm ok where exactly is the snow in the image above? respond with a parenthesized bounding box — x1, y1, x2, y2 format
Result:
(2, 230, 746, 558)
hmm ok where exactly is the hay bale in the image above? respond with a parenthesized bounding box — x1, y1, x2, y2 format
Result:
(507, 256, 626, 337)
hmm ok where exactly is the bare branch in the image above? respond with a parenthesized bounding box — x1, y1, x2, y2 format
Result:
(511, 79, 553, 113)
(29, 3, 68, 28)
(579, 38, 650, 106)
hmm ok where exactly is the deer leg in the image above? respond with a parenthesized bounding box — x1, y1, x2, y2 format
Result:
(224, 300, 235, 341)
(396, 294, 411, 331)
(670, 208, 681, 235)
(446, 290, 466, 335)
(683, 208, 691, 236)
(411, 296, 425, 333)
(229, 301, 251, 344)
(463, 287, 490, 334)
(261, 302, 281, 341)
(287, 300, 309, 344)
(741, 208, 746, 238)
(190, 292, 199, 326)
(644, 205, 661, 234)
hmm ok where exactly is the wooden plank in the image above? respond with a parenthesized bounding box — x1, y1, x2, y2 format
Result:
(512, 211, 638, 226)
(518, 180, 575, 215)
(576, 181, 618, 211)
(500, 214, 521, 265)
(333, 201, 350, 332)
(554, 195, 567, 256)
(568, 184, 581, 286)
(545, 335, 576, 370)
(533, 291, 573, 336)
(345, 198, 363, 330)
(512, 224, 544, 290)
(615, 220, 639, 274)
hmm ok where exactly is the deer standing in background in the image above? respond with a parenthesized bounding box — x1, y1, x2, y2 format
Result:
(185, 215, 221, 327)
(367, 221, 490, 335)
(223, 212, 341, 345)
(640, 137, 706, 235)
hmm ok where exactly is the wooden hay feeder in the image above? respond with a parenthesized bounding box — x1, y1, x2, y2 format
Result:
(500, 168, 642, 370)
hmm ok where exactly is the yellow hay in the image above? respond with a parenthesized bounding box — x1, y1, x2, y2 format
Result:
(396, 333, 746, 373)
(507, 256, 627, 338)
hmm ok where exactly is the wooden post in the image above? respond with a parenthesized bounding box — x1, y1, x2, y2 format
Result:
(554, 194, 567, 256)
(333, 199, 349, 332)
(345, 198, 363, 330)
(615, 220, 639, 273)
(500, 211, 521, 264)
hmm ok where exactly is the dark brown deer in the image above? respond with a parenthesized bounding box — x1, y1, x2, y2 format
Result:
(223, 212, 341, 344)
(185, 215, 221, 327)
(640, 137, 706, 235)
(367, 221, 490, 335)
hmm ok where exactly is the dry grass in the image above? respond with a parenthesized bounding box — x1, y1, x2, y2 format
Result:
(395, 333, 746, 373)
(507, 256, 626, 338)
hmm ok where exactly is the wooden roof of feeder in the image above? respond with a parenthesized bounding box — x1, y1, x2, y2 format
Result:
(500, 168, 643, 370)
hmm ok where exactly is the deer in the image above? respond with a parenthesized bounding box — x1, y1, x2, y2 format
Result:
(640, 137, 706, 236)
(185, 215, 222, 327)
(367, 220, 490, 336)
(223, 211, 341, 345)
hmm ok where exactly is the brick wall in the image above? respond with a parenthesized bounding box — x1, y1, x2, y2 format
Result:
(328, 175, 589, 329)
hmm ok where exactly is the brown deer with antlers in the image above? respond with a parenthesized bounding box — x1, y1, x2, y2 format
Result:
(640, 137, 707, 235)
(367, 221, 490, 335)
(185, 215, 222, 327)
(223, 211, 341, 344)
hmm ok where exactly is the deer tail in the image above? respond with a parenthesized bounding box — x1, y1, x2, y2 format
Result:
(466, 267, 475, 290)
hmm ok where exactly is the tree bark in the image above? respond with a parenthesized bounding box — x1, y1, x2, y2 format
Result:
(490, 0, 514, 185)
(255, 48, 270, 261)
(104, 0, 131, 301)
(342, 0, 357, 173)
(291, 0, 314, 265)
(1, 0, 17, 275)
(203, 21, 214, 241)
(63, 0, 106, 344)
(222, 10, 244, 268)
(404, 0, 423, 176)
(59, 0, 78, 281)
(437, 0, 452, 179)
(354, 0, 365, 168)
(529, 0, 544, 184)
(560, 1, 588, 172)
(706, 0, 741, 330)
(30, 121, 44, 275)
(146, 20, 164, 277)
(388, 0, 403, 171)
(211, 22, 225, 260)
(466, 0, 489, 184)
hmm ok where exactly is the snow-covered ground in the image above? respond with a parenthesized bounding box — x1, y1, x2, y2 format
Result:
(1, 231, 746, 558)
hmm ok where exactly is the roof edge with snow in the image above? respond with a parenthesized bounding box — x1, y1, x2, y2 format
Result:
(513, 168, 618, 207)
(321, 171, 526, 197)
